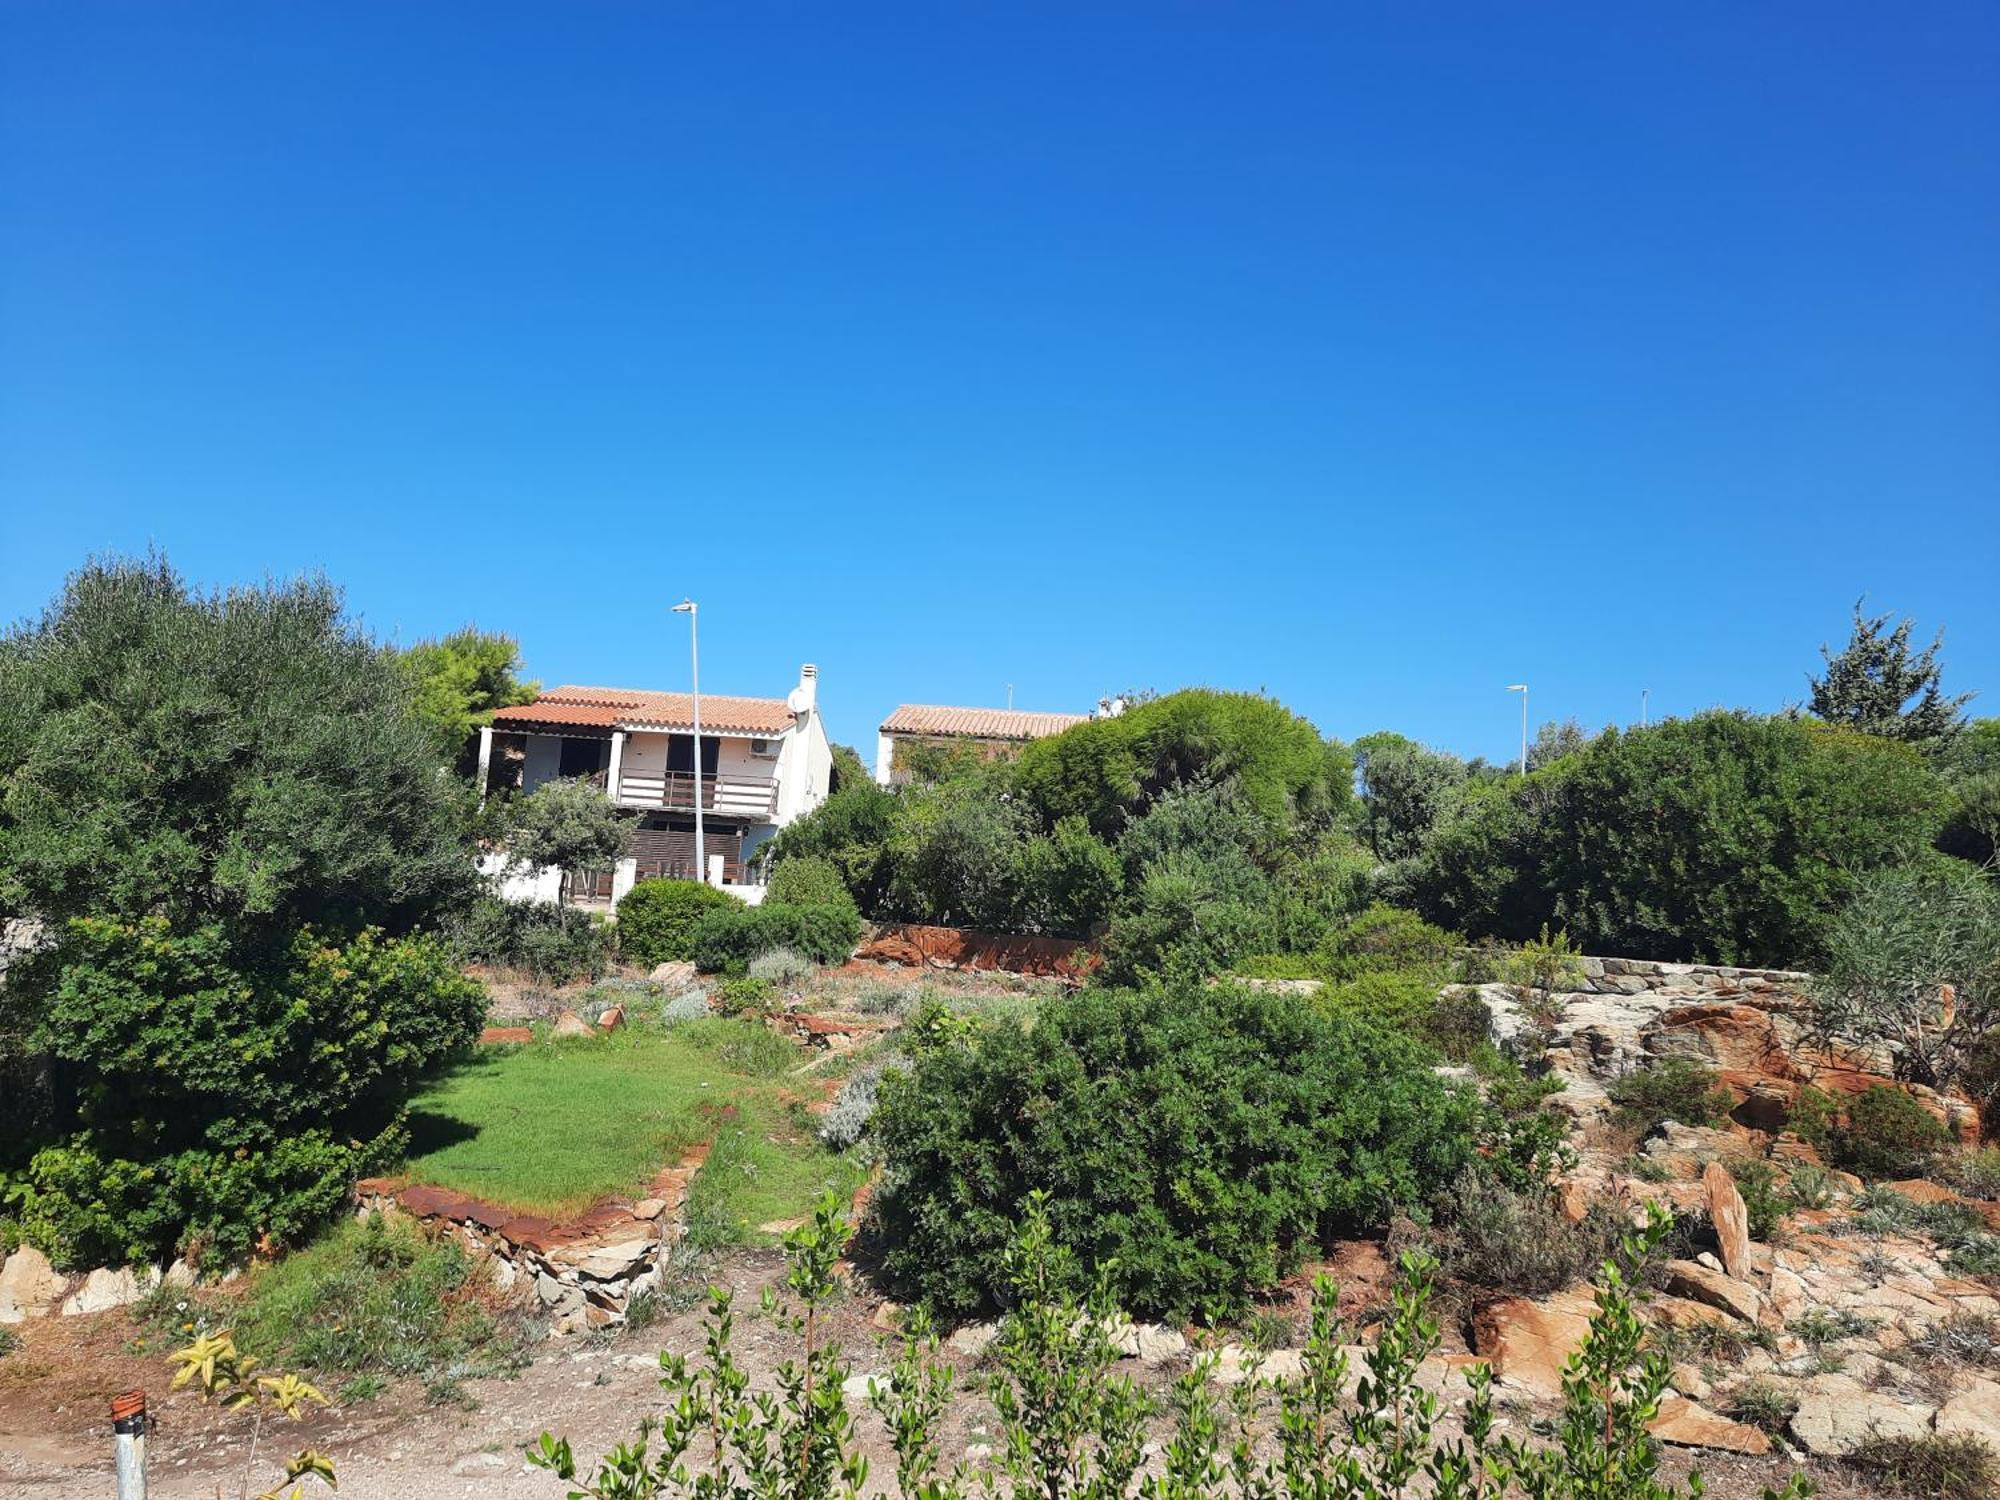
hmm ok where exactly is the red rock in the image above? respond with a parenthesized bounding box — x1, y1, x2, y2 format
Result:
(1470, 1292, 1597, 1400)
(480, 1026, 533, 1044)
(855, 922, 1095, 980)
(597, 1006, 624, 1031)
(1704, 1161, 1752, 1281)
(1648, 1395, 1772, 1455)
(1882, 1179, 2000, 1230)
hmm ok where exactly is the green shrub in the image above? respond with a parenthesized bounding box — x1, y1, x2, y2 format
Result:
(448, 895, 612, 984)
(1797, 1084, 1953, 1179)
(1435, 1170, 1624, 1295)
(1951, 1146, 2000, 1200)
(1608, 1059, 1736, 1133)
(714, 975, 774, 1018)
(19, 919, 483, 1266)
(764, 856, 858, 915)
(1321, 903, 1456, 979)
(870, 976, 1479, 1322)
(689, 901, 863, 972)
(1405, 712, 1952, 967)
(1728, 1159, 1790, 1241)
(616, 879, 742, 967)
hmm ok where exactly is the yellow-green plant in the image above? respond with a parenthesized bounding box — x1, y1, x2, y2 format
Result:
(168, 1329, 335, 1500)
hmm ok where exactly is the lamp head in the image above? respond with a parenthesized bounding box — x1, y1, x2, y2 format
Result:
(672, 600, 696, 615)
(1507, 683, 1527, 692)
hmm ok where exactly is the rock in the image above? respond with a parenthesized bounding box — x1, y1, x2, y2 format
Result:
(1788, 1372, 1932, 1457)
(60, 1265, 154, 1316)
(0, 1246, 67, 1323)
(597, 1005, 625, 1031)
(632, 1198, 668, 1221)
(1212, 1344, 1303, 1385)
(842, 1371, 889, 1401)
(162, 1257, 197, 1289)
(1471, 1291, 1597, 1400)
(1648, 1395, 1771, 1455)
(480, 1025, 533, 1045)
(1663, 1261, 1763, 1325)
(552, 1012, 595, 1039)
(1704, 1161, 1752, 1281)
(1670, 1363, 1711, 1400)
(1118, 1323, 1187, 1364)
(488, 1256, 517, 1293)
(1768, 1267, 1809, 1322)
(451, 1451, 511, 1477)
(648, 960, 698, 990)
(571, 1240, 655, 1281)
(871, 1301, 904, 1333)
(1934, 1376, 2000, 1449)
(537, 1271, 584, 1316)
(949, 1322, 1000, 1358)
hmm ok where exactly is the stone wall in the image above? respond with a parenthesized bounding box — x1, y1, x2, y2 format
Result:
(353, 1145, 706, 1335)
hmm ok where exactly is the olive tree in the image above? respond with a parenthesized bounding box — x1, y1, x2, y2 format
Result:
(503, 775, 630, 905)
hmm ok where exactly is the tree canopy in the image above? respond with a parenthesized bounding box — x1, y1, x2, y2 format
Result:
(397, 627, 537, 771)
(1807, 601, 1972, 743)
(0, 556, 477, 938)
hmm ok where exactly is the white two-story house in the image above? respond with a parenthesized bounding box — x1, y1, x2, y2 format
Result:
(478, 664, 832, 902)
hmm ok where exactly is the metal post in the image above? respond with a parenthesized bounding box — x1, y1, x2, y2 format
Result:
(1508, 684, 1528, 775)
(674, 600, 705, 885)
(112, 1390, 147, 1500)
(1641, 688, 1650, 728)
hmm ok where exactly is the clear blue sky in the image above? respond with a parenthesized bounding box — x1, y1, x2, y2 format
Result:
(4, 4, 1995, 762)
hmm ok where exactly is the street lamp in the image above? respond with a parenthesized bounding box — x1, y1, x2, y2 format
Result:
(1507, 684, 1528, 776)
(672, 599, 704, 885)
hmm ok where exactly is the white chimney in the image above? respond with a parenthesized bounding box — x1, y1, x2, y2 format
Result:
(790, 663, 818, 714)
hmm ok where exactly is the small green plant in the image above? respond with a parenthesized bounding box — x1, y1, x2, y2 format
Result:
(169, 1328, 337, 1500)
(1608, 1058, 1735, 1133)
(1785, 1162, 1838, 1209)
(1502, 922, 1586, 1030)
(335, 1373, 386, 1403)
(1242, 1307, 1297, 1353)
(1949, 1146, 2000, 1201)
(1722, 1379, 1798, 1438)
(748, 946, 815, 986)
(0, 1326, 17, 1360)
(1790, 1306, 1876, 1346)
(1727, 1159, 1791, 1241)
(1795, 1084, 1953, 1179)
(714, 974, 776, 1018)
(1909, 1311, 2000, 1369)
(1845, 1432, 1999, 1500)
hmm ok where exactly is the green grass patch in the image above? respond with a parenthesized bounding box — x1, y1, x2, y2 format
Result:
(403, 1019, 859, 1232)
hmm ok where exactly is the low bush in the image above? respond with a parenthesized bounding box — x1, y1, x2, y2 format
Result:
(764, 855, 860, 916)
(1721, 1379, 1798, 1438)
(1434, 1170, 1624, 1295)
(714, 975, 774, 1017)
(1728, 1159, 1790, 1241)
(449, 894, 612, 985)
(674, 1017, 800, 1078)
(615, 879, 742, 967)
(747, 946, 814, 986)
(1607, 1058, 1735, 1133)
(689, 901, 863, 972)
(1845, 1432, 1998, 1500)
(1949, 1146, 2000, 1200)
(870, 976, 1479, 1322)
(819, 1050, 907, 1152)
(1795, 1084, 1953, 1179)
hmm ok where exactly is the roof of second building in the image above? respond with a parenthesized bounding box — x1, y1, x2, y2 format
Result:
(880, 704, 1090, 741)
(494, 685, 798, 735)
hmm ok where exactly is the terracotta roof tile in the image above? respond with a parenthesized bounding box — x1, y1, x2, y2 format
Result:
(879, 704, 1089, 741)
(493, 686, 796, 736)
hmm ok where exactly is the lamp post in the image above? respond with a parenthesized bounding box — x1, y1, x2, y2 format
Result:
(1507, 684, 1528, 775)
(672, 600, 704, 885)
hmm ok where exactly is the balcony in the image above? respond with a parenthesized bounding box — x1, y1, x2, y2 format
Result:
(613, 770, 779, 820)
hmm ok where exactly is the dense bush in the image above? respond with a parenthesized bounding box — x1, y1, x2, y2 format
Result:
(615, 878, 742, 967)
(15, 918, 483, 1264)
(448, 894, 612, 984)
(1012, 689, 1354, 838)
(1793, 1083, 1953, 1179)
(1406, 713, 1952, 967)
(1607, 1059, 1736, 1133)
(869, 977, 1479, 1321)
(764, 855, 859, 915)
(1435, 1170, 1625, 1295)
(689, 900, 863, 972)
(760, 777, 898, 910)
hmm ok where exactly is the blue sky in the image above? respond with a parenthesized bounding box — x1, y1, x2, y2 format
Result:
(3, 4, 1995, 762)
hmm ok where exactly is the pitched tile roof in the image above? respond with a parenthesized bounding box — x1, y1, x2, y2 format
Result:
(879, 704, 1090, 741)
(493, 686, 797, 736)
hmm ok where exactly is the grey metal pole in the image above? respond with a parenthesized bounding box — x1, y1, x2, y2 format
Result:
(112, 1390, 147, 1500)
(688, 603, 704, 885)
(1520, 687, 1528, 775)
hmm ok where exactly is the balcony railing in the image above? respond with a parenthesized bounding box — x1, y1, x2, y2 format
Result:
(613, 770, 778, 819)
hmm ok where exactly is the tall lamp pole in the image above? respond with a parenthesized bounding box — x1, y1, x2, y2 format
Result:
(672, 600, 705, 884)
(1507, 684, 1528, 775)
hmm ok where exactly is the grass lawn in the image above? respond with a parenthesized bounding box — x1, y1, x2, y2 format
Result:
(403, 1018, 864, 1241)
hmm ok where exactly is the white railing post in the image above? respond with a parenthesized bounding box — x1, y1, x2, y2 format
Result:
(475, 725, 494, 807)
(606, 731, 626, 804)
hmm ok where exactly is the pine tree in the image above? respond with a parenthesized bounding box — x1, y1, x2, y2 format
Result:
(1808, 600, 1971, 743)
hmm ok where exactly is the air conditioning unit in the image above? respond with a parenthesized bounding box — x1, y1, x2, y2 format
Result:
(749, 738, 779, 758)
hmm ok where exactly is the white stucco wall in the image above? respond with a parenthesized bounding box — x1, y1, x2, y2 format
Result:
(521, 734, 563, 794)
(477, 850, 564, 905)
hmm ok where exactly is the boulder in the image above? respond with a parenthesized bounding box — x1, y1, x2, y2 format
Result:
(1789, 1372, 1932, 1457)
(60, 1265, 154, 1316)
(1934, 1376, 2000, 1450)
(649, 960, 698, 990)
(1663, 1261, 1762, 1325)
(1703, 1161, 1752, 1282)
(632, 1198, 668, 1221)
(1648, 1395, 1771, 1455)
(1116, 1322, 1187, 1364)
(0, 1246, 66, 1323)
(597, 1005, 625, 1031)
(948, 1321, 1000, 1358)
(552, 1011, 595, 1039)
(1470, 1291, 1597, 1400)
(1212, 1344, 1305, 1385)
